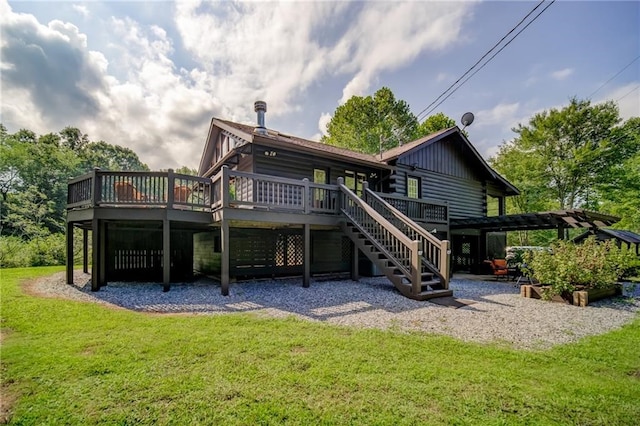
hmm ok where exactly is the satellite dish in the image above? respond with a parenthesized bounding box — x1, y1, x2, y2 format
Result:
(461, 112, 475, 128)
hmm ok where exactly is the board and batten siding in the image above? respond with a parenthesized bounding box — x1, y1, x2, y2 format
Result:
(400, 137, 482, 180)
(394, 165, 485, 220)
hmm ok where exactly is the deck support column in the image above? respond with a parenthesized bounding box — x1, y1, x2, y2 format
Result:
(66, 222, 74, 284)
(558, 225, 566, 240)
(303, 224, 310, 288)
(221, 221, 230, 296)
(351, 241, 359, 281)
(91, 219, 100, 291)
(163, 218, 170, 292)
(99, 221, 106, 287)
(82, 228, 89, 273)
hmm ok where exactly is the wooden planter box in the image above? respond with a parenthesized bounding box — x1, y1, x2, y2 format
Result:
(521, 284, 623, 307)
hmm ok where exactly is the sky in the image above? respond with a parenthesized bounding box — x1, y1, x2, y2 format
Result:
(1, 0, 639, 171)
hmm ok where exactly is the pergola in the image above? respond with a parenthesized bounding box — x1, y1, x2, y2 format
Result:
(450, 209, 620, 238)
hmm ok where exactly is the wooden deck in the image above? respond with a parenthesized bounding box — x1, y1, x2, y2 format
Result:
(66, 167, 451, 295)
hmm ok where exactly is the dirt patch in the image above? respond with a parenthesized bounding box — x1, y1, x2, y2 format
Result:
(0, 382, 18, 425)
(628, 370, 640, 379)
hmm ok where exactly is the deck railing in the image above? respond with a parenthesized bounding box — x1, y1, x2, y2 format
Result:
(67, 168, 446, 225)
(375, 192, 448, 224)
(67, 169, 213, 211)
(364, 186, 450, 286)
(339, 181, 422, 295)
(211, 166, 341, 214)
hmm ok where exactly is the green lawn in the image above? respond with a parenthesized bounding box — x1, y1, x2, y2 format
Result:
(2, 267, 640, 425)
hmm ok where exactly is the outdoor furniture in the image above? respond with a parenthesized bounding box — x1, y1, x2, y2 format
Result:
(114, 182, 146, 202)
(173, 185, 192, 203)
(485, 259, 509, 280)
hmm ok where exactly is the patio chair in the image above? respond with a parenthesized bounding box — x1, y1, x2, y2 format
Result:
(114, 182, 146, 202)
(485, 259, 509, 280)
(173, 185, 192, 203)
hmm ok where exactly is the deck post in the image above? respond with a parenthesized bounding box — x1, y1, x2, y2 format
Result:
(302, 178, 310, 214)
(221, 166, 230, 208)
(440, 239, 451, 289)
(66, 222, 74, 284)
(411, 240, 421, 295)
(351, 241, 359, 281)
(91, 168, 101, 207)
(303, 224, 310, 287)
(162, 218, 170, 292)
(167, 169, 175, 209)
(99, 221, 107, 287)
(221, 220, 230, 296)
(91, 219, 99, 291)
(82, 228, 88, 273)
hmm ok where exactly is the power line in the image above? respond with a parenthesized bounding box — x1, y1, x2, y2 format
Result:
(415, 0, 548, 123)
(588, 55, 640, 100)
(616, 85, 640, 102)
(418, 0, 556, 121)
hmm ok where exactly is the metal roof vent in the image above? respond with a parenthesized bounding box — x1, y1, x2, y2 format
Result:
(254, 101, 268, 135)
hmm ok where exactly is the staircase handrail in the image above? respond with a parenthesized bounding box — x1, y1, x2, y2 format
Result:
(363, 185, 450, 286)
(338, 181, 422, 294)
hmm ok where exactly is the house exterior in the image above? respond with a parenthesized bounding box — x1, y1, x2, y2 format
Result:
(65, 101, 527, 300)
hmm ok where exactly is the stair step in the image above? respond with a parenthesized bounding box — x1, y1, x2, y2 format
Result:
(415, 289, 453, 300)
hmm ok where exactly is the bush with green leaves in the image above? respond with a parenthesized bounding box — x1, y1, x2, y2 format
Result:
(527, 237, 632, 298)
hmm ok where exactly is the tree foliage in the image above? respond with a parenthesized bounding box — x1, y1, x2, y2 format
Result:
(490, 97, 639, 237)
(0, 124, 149, 241)
(321, 87, 459, 155)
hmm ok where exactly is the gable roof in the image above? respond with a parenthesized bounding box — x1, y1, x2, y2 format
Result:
(215, 119, 384, 167)
(380, 126, 519, 195)
(199, 117, 518, 195)
(379, 127, 455, 162)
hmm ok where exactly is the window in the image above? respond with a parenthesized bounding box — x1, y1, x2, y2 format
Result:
(313, 168, 327, 184)
(344, 170, 368, 196)
(407, 176, 420, 199)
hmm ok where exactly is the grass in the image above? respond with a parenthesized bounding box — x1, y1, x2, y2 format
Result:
(2, 267, 640, 425)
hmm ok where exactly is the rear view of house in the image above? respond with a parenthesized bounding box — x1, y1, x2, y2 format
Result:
(66, 101, 618, 300)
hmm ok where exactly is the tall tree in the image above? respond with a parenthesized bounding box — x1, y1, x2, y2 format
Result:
(492, 98, 622, 210)
(596, 117, 640, 231)
(321, 87, 419, 155)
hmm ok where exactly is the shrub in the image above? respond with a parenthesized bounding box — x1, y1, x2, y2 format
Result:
(527, 237, 625, 299)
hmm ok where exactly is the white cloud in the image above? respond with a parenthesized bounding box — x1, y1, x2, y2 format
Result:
(318, 112, 332, 137)
(0, 0, 477, 170)
(0, 2, 220, 169)
(596, 82, 640, 120)
(475, 102, 520, 127)
(550, 68, 574, 80)
(72, 4, 89, 18)
(174, 1, 475, 111)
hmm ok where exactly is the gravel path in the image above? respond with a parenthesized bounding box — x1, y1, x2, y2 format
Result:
(29, 271, 640, 350)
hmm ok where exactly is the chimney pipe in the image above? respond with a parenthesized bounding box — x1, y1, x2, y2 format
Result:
(254, 101, 267, 135)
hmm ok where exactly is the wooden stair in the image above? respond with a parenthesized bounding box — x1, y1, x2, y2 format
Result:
(342, 223, 452, 301)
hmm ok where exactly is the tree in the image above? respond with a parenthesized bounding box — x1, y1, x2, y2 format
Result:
(79, 141, 149, 172)
(175, 166, 198, 176)
(60, 126, 89, 151)
(491, 98, 623, 210)
(596, 117, 640, 231)
(321, 87, 420, 155)
(417, 112, 467, 138)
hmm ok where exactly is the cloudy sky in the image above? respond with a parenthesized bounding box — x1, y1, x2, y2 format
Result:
(1, 0, 638, 170)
